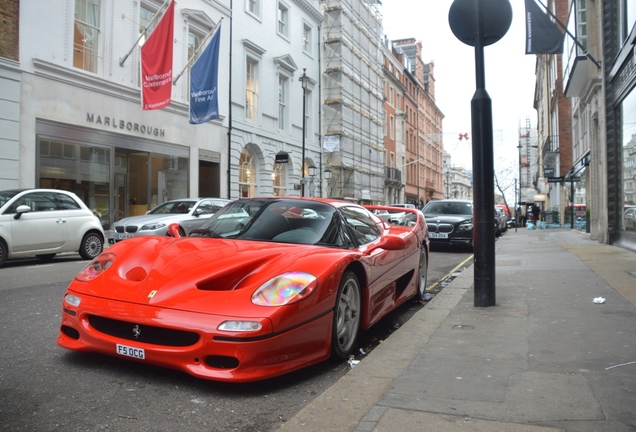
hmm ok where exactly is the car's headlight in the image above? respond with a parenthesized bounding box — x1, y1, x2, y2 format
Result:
(252, 272, 317, 306)
(64, 293, 82, 307)
(76, 253, 115, 281)
(457, 222, 473, 231)
(140, 222, 166, 231)
(217, 321, 262, 332)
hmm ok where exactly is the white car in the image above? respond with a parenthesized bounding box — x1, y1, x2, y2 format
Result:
(108, 198, 231, 244)
(0, 188, 105, 267)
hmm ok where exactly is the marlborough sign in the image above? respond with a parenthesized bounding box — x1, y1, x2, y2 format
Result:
(85, 113, 165, 138)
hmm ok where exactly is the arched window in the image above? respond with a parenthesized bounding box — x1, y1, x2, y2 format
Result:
(273, 162, 287, 196)
(239, 149, 257, 198)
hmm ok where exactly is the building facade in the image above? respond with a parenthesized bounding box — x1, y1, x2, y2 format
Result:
(2, 0, 231, 231)
(392, 39, 444, 208)
(532, 0, 636, 251)
(229, 0, 322, 200)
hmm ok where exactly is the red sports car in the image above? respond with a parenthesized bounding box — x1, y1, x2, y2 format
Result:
(58, 197, 429, 382)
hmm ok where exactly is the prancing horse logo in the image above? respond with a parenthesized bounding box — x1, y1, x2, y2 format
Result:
(132, 324, 141, 339)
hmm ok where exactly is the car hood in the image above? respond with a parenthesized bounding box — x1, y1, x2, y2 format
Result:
(113, 214, 189, 226)
(69, 236, 341, 315)
(424, 214, 472, 224)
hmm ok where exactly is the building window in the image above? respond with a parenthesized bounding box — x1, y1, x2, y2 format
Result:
(246, 0, 261, 18)
(186, 31, 203, 101)
(576, 0, 587, 51)
(273, 162, 287, 196)
(277, 2, 289, 38)
(303, 23, 312, 54)
(278, 74, 288, 130)
(246, 57, 259, 121)
(73, 0, 100, 72)
(239, 149, 257, 198)
(390, 115, 395, 140)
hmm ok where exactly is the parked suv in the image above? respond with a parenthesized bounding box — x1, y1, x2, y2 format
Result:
(0, 188, 105, 266)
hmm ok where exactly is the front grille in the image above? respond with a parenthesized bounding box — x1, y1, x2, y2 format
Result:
(89, 315, 199, 347)
(427, 223, 455, 234)
(114, 226, 139, 233)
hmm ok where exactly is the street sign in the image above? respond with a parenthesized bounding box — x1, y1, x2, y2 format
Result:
(547, 176, 564, 183)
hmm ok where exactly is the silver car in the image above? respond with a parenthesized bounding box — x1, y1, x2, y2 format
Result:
(0, 188, 105, 266)
(108, 198, 231, 244)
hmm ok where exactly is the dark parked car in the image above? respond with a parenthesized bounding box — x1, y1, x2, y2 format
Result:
(422, 199, 474, 249)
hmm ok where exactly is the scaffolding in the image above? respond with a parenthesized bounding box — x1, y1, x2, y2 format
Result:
(519, 117, 540, 204)
(322, 0, 386, 202)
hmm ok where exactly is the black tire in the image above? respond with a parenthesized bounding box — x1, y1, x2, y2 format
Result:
(330, 271, 361, 360)
(0, 241, 6, 267)
(414, 245, 428, 301)
(36, 253, 56, 262)
(178, 227, 186, 237)
(79, 232, 104, 260)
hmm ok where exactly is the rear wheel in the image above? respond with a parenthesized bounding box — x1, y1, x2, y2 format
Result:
(79, 232, 103, 260)
(331, 271, 361, 360)
(415, 246, 428, 301)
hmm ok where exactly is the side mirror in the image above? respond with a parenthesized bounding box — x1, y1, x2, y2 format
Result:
(365, 234, 405, 255)
(13, 205, 31, 220)
(167, 223, 182, 238)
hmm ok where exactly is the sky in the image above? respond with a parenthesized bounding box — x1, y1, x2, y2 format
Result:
(380, 0, 538, 196)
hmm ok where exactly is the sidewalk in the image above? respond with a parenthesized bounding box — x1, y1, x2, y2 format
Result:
(277, 228, 636, 432)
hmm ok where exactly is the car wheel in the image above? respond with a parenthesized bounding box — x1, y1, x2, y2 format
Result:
(331, 270, 361, 360)
(0, 241, 6, 267)
(79, 232, 103, 260)
(415, 246, 428, 301)
(178, 227, 186, 237)
(36, 253, 56, 262)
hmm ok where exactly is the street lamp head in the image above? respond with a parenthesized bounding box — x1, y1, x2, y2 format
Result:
(308, 165, 317, 177)
(299, 68, 310, 90)
(324, 169, 332, 180)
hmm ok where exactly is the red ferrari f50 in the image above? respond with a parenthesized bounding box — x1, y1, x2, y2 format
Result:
(58, 197, 429, 382)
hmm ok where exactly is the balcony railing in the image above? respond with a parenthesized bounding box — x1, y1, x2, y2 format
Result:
(385, 166, 401, 182)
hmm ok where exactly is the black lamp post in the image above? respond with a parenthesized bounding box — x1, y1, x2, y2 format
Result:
(324, 169, 332, 197)
(449, 0, 512, 307)
(299, 68, 310, 197)
(308, 165, 317, 197)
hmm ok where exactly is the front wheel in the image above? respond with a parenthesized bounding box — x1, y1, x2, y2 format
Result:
(0, 241, 7, 267)
(415, 245, 428, 301)
(79, 232, 104, 260)
(331, 271, 361, 360)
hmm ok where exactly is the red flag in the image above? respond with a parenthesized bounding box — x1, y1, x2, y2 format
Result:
(141, 0, 175, 110)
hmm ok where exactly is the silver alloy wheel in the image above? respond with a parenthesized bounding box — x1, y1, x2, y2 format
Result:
(334, 272, 361, 357)
(80, 233, 103, 260)
(416, 246, 428, 300)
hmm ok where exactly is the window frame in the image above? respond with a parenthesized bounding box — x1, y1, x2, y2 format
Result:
(277, 1, 290, 40)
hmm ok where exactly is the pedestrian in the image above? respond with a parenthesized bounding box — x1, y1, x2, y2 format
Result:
(532, 205, 540, 223)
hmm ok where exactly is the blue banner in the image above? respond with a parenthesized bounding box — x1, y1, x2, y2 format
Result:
(189, 24, 221, 124)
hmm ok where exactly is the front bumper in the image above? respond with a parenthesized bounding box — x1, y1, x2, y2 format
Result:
(58, 292, 332, 382)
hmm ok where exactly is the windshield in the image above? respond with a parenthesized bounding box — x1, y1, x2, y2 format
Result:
(191, 199, 339, 245)
(0, 190, 22, 208)
(149, 200, 196, 215)
(423, 201, 473, 216)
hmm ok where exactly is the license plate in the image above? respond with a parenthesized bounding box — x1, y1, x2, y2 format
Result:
(116, 344, 145, 359)
(430, 232, 448, 239)
(116, 233, 132, 240)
